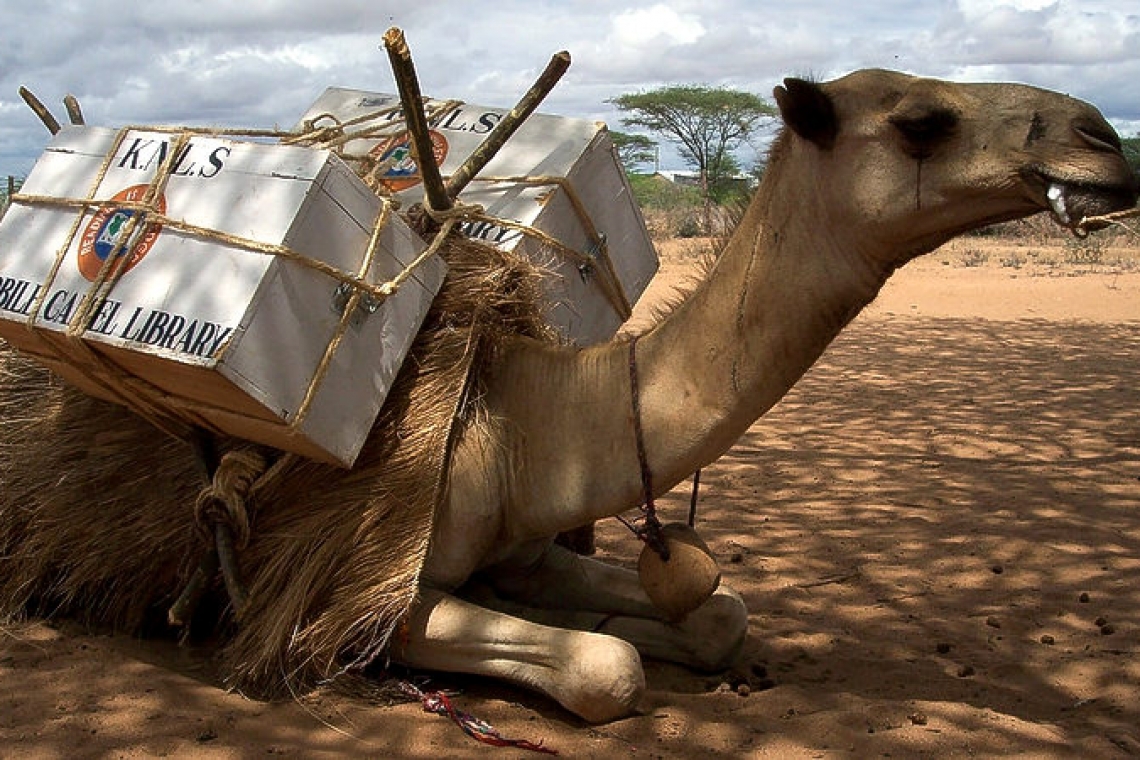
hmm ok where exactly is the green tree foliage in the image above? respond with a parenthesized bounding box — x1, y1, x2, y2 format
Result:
(626, 172, 702, 210)
(1122, 135, 1140, 176)
(0, 176, 23, 217)
(610, 131, 658, 173)
(609, 85, 775, 197)
(610, 85, 774, 231)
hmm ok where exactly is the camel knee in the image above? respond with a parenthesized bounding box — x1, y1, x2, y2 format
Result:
(679, 584, 748, 671)
(557, 633, 645, 723)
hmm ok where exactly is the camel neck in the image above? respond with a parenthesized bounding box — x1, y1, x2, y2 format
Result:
(631, 174, 887, 489)
(487, 148, 891, 539)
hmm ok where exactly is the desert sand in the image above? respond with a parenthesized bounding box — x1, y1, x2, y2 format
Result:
(3, 235, 1139, 758)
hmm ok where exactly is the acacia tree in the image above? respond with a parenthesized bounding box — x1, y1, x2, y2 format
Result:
(609, 85, 775, 220)
(610, 131, 658, 173)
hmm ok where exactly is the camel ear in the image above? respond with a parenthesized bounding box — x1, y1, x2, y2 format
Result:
(773, 78, 838, 149)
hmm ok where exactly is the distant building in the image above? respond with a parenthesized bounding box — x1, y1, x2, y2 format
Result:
(653, 170, 754, 193)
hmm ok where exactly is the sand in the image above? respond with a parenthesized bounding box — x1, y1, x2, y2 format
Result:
(3, 235, 1139, 758)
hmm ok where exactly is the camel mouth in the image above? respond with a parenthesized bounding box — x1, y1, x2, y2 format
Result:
(1028, 169, 1140, 232)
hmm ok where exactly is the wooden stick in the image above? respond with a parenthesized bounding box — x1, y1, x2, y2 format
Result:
(167, 546, 220, 627)
(382, 27, 451, 214)
(215, 522, 249, 616)
(18, 86, 60, 135)
(445, 51, 571, 199)
(63, 94, 85, 125)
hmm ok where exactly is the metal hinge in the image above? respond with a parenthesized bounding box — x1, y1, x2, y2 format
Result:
(331, 281, 383, 329)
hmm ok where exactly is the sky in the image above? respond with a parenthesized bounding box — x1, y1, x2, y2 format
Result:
(2, 0, 1138, 179)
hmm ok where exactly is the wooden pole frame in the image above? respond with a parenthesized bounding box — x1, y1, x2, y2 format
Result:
(445, 50, 571, 198)
(382, 28, 452, 215)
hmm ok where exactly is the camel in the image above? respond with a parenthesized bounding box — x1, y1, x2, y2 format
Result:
(1, 69, 1137, 725)
(390, 69, 1139, 721)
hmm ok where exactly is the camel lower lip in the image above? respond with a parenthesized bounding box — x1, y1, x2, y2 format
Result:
(1035, 175, 1138, 231)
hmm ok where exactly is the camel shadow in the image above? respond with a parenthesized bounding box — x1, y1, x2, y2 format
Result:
(595, 315, 1140, 753)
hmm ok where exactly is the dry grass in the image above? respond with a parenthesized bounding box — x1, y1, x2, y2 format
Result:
(653, 213, 1140, 275)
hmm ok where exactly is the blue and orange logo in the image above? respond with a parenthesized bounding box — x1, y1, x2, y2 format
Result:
(77, 185, 166, 282)
(370, 130, 449, 192)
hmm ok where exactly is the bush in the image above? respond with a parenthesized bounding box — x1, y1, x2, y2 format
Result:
(676, 216, 703, 238)
(1063, 234, 1107, 265)
(627, 173, 703, 211)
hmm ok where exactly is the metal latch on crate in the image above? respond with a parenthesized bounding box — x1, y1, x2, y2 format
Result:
(332, 281, 384, 329)
(578, 232, 607, 282)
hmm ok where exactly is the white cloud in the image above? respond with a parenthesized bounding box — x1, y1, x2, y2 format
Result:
(958, 0, 1056, 12)
(611, 5, 707, 47)
(944, 0, 1139, 65)
(2, 0, 1138, 177)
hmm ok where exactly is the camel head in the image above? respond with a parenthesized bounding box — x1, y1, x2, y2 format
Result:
(771, 69, 1139, 266)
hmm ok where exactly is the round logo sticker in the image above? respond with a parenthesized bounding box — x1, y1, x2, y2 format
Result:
(77, 185, 166, 282)
(370, 130, 449, 192)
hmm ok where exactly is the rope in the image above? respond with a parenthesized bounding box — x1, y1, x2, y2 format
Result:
(399, 682, 558, 754)
(455, 173, 634, 321)
(1077, 205, 1140, 236)
(11, 192, 408, 304)
(626, 335, 669, 560)
(9, 106, 636, 450)
(192, 448, 268, 550)
(6, 124, 451, 444)
(185, 446, 270, 619)
(620, 336, 703, 555)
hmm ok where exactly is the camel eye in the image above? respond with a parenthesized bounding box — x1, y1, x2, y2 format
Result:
(889, 108, 958, 158)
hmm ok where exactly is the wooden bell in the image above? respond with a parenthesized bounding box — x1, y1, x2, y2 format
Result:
(638, 522, 721, 621)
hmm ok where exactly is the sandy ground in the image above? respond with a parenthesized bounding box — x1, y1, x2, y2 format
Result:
(3, 236, 1140, 758)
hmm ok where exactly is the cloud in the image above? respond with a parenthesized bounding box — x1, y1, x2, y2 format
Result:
(942, 0, 1138, 66)
(2, 0, 1138, 178)
(611, 5, 706, 47)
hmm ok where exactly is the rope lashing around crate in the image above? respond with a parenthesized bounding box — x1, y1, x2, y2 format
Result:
(289, 101, 466, 194)
(290, 198, 482, 429)
(287, 99, 464, 153)
(279, 94, 634, 322)
(8, 125, 439, 437)
(74, 132, 189, 335)
(456, 174, 635, 322)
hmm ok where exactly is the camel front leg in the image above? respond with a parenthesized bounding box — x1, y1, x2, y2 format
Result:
(391, 587, 645, 723)
(480, 543, 749, 671)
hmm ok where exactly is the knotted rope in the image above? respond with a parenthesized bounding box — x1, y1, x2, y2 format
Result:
(168, 445, 270, 625)
(193, 447, 268, 550)
(7, 122, 440, 444)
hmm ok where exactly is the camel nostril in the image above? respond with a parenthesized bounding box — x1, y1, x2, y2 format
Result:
(1073, 119, 1122, 153)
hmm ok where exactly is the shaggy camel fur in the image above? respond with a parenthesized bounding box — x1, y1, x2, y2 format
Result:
(1, 70, 1137, 724)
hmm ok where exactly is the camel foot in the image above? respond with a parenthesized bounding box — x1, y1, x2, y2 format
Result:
(392, 588, 644, 723)
(482, 544, 749, 671)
